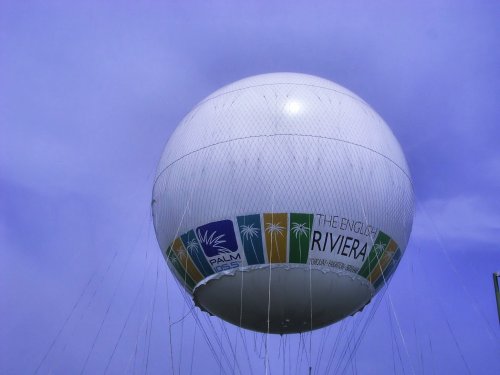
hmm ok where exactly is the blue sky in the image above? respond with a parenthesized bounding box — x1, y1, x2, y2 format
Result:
(1, 1, 499, 374)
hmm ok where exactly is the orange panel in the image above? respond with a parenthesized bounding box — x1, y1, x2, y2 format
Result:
(171, 237, 204, 283)
(368, 239, 398, 283)
(263, 213, 288, 263)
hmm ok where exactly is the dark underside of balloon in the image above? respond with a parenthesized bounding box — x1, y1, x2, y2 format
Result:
(193, 264, 374, 334)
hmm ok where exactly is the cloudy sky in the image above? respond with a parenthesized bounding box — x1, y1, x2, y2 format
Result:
(1, 1, 499, 374)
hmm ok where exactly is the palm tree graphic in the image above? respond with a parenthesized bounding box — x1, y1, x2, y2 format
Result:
(186, 239, 199, 253)
(240, 223, 259, 240)
(185, 239, 200, 267)
(185, 237, 211, 274)
(240, 223, 261, 263)
(291, 222, 309, 262)
(291, 222, 309, 238)
(265, 222, 285, 262)
(197, 229, 233, 255)
(374, 242, 386, 253)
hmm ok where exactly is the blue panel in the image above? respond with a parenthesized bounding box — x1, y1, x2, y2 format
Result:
(237, 214, 265, 265)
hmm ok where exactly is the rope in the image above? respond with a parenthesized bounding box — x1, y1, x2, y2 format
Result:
(388, 296, 406, 375)
(238, 326, 255, 375)
(79, 239, 138, 375)
(189, 324, 197, 375)
(418, 200, 499, 344)
(348, 182, 416, 375)
(144, 257, 160, 375)
(264, 187, 275, 375)
(33, 266, 101, 374)
(103, 242, 152, 374)
(308, 233, 313, 373)
(233, 266, 245, 375)
(164, 266, 175, 375)
(219, 320, 244, 375)
(168, 305, 195, 327)
(415, 242, 473, 374)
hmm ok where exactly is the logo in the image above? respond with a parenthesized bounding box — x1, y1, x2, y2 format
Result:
(196, 220, 238, 257)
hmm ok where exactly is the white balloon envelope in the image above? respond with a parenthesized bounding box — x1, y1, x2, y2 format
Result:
(152, 73, 414, 334)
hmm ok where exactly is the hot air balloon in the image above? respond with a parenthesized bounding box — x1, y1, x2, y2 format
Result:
(152, 73, 414, 334)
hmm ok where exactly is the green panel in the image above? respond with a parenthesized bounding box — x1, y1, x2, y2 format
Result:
(358, 231, 391, 278)
(289, 213, 313, 264)
(373, 248, 402, 290)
